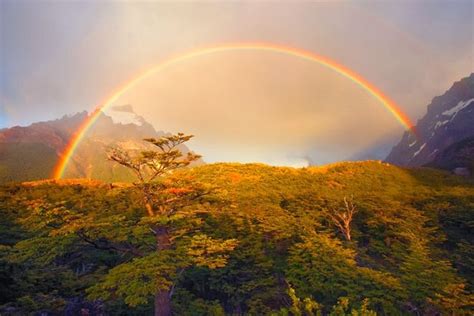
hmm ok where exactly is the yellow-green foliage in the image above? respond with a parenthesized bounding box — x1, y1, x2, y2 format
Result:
(1, 161, 473, 315)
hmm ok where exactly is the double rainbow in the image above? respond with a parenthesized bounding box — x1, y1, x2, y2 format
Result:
(53, 42, 416, 179)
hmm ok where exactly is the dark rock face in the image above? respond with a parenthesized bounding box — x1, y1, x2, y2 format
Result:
(426, 137, 474, 174)
(386, 73, 474, 167)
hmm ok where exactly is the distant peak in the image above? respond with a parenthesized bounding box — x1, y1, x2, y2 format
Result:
(386, 73, 474, 167)
(104, 104, 145, 126)
(59, 111, 88, 121)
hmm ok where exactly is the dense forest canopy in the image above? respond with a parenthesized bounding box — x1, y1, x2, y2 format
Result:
(1, 159, 473, 315)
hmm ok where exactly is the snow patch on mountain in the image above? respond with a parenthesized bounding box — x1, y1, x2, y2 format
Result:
(103, 105, 144, 126)
(434, 120, 450, 130)
(442, 98, 474, 117)
(108, 111, 144, 126)
(413, 143, 426, 157)
(428, 149, 439, 157)
(386, 73, 474, 167)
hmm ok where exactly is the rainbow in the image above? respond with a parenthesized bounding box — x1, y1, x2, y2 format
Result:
(53, 42, 416, 179)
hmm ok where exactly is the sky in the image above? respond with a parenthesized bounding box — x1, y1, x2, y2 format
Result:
(1, 0, 473, 165)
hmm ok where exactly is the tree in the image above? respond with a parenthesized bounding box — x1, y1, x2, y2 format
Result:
(104, 133, 236, 316)
(107, 133, 201, 216)
(272, 285, 322, 316)
(4, 159, 473, 315)
(326, 196, 357, 241)
(286, 233, 404, 313)
(4, 134, 237, 316)
(400, 235, 473, 314)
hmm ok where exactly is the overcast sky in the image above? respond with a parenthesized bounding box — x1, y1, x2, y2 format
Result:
(1, 0, 472, 165)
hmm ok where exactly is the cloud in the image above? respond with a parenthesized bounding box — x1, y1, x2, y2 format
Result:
(267, 156, 310, 168)
(1, 1, 472, 164)
(110, 104, 134, 113)
(115, 52, 403, 165)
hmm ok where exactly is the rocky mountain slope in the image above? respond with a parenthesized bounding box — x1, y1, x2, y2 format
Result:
(386, 73, 474, 170)
(0, 107, 197, 183)
(426, 137, 474, 173)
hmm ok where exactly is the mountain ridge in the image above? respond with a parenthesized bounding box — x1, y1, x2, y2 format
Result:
(0, 107, 196, 183)
(386, 73, 474, 170)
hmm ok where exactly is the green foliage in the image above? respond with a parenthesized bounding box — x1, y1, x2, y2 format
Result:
(187, 234, 238, 269)
(329, 297, 376, 316)
(272, 286, 322, 316)
(172, 288, 225, 316)
(0, 143, 57, 183)
(88, 251, 184, 306)
(1, 161, 473, 314)
(400, 236, 473, 313)
(286, 234, 404, 313)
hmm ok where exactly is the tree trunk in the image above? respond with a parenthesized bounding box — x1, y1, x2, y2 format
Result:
(156, 226, 171, 251)
(145, 202, 154, 217)
(155, 290, 171, 316)
(143, 186, 154, 217)
(154, 226, 172, 316)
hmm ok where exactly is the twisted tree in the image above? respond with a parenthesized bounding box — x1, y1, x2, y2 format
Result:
(100, 133, 236, 315)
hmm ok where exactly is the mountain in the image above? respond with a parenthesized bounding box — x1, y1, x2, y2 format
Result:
(426, 136, 474, 174)
(0, 107, 197, 183)
(0, 113, 84, 183)
(386, 73, 474, 171)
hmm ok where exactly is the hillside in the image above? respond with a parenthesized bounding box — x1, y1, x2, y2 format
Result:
(386, 73, 474, 169)
(1, 162, 473, 315)
(0, 108, 199, 183)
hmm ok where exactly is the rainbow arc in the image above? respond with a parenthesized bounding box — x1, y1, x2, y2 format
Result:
(53, 42, 416, 179)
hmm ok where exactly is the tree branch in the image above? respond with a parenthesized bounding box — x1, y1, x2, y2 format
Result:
(77, 231, 143, 257)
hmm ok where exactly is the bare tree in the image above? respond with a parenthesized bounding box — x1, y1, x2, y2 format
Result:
(327, 196, 358, 241)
